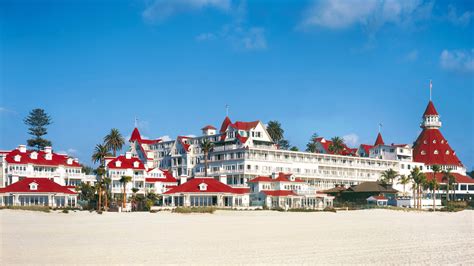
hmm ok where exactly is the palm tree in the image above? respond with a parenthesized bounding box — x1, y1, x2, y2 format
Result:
(92, 144, 111, 166)
(398, 175, 410, 197)
(329, 137, 345, 155)
(131, 187, 139, 211)
(95, 167, 106, 211)
(380, 168, 399, 186)
(104, 128, 125, 157)
(449, 174, 457, 202)
(430, 165, 441, 209)
(102, 177, 111, 211)
(119, 175, 132, 209)
(200, 139, 214, 177)
(442, 170, 454, 203)
(266, 121, 284, 144)
(95, 182, 102, 212)
(429, 179, 440, 211)
(305, 133, 319, 153)
(410, 167, 426, 209)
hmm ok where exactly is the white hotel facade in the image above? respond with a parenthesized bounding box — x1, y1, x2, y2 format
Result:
(129, 99, 471, 194)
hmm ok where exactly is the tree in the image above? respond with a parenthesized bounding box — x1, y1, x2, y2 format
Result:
(410, 167, 426, 209)
(290, 146, 299, 151)
(430, 165, 441, 209)
(200, 139, 214, 177)
(329, 137, 345, 155)
(429, 179, 440, 211)
(104, 128, 125, 157)
(119, 176, 132, 209)
(398, 175, 410, 197)
(380, 168, 399, 186)
(468, 170, 474, 178)
(81, 165, 94, 175)
(131, 188, 139, 211)
(24, 108, 53, 150)
(266, 121, 284, 144)
(102, 177, 111, 211)
(277, 139, 291, 150)
(92, 144, 111, 166)
(442, 170, 454, 203)
(76, 182, 96, 210)
(305, 133, 319, 153)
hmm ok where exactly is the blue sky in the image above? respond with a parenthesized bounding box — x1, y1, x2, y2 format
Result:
(1, 0, 473, 169)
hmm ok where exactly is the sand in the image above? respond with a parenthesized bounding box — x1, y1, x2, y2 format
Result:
(1, 209, 473, 265)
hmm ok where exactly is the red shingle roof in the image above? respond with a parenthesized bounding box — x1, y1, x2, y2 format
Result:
(201, 125, 216, 130)
(107, 155, 146, 170)
(425, 172, 474, 184)
(164, 178, 248, 194)
(314, 137, 356, 156)
(145, 170, 177, 183)
(423, 101, 439, 116)
(4, 149, 81, 167)
(374, 133, 385, 146)
(413, 129, 462, 166)
(129, 128, 161, 145)
(248, 173, 305, 183)
(0, 178, 77, 194)
(231, 121, 260, 131)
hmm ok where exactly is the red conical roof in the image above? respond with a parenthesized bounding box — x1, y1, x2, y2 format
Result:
(423, 101, 439, 116)
(220, 116, 232, 133)
(129, 128, 141, 142)
(374, 133, 385, 146)
(413, 128, 462, 166)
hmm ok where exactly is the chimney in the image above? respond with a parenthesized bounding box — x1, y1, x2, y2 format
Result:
(44, 146, 52, 154)
(180, 175, 188, 185)
(67, 158, 73, 165)
(18, 145, 27, 153)
(219, 174, 227, 184)
(73, 158, 79, 163)
(125, 152, 132, 159)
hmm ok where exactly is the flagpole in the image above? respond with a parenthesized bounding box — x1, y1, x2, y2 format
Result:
(429, 80, 432, 101)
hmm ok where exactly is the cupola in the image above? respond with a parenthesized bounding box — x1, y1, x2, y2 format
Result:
(421, 101, 442, 129)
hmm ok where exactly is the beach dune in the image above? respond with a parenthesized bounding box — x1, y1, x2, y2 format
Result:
(1, 209, 473, 265)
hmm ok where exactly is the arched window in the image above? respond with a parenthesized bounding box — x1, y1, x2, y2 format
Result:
(434, 150, 439, 155)
(446, 150, 450, 155)
(433, 140, 437, 144)
(421, 150, 426, 155)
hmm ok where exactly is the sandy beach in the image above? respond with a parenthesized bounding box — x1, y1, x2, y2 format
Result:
(1, 209, 473, 265)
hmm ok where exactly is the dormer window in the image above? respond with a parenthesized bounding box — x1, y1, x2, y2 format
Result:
(446, 150, 450, 155)
(441, 140, 445, 144)
(433, 140, 437, 144)
(199, 183, 208, 191)
(14, 155, 21, 162)
(115, 161, 122, 167)
(29, 182, 38, 191)
(289, 175, 295, 181)
(30, 152, 38, 160)
(434, 150, 439, 155)
(423, 140, 427, 144)
(421, 150, 426, 155)
(67, 158, 73, 165)
(45, 153, 52, 160)
(133, 161, 139, 168)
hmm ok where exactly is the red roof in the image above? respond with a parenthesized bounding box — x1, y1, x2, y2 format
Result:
(145, 169, 177, 183)
(129, 128, 161, 145)
(370, 195, 387, 200)
(261, 190, 296, 196)
(425, 172, 474, 184)
(4, 148, 81, 167)
(359, 144, 374, 155)
(107, 155, 146, 170)
(248, 173, 305, 183)
(164, 178, 248, 194)
(231, 121, 260, 131)
(314, 137, 356, 156)
(423, 101, 439, 116)
(413, 129, 462, 166)
(201, 125, 216, 130)
(0, 178, 76, 194)
(220, 116, 232, 133)
(177, 136, 191, 152)
(374, 133, 385, 146)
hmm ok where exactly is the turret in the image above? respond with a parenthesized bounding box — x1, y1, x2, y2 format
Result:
(421, 101, 442, 129)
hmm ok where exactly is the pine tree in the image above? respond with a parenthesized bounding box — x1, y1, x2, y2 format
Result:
(24, 108, 53, 150)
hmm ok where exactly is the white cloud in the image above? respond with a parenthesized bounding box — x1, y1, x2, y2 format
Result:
(142, 0, 231, 23)
(196, 1, 267, 50)
(0, 107, 16, 114)
(301, 0, 432, 31)
(343, 133, 359, 147)
(440, 49, 474, 73)
(447, 5, 473, 26)
(159, 135, 172, 142)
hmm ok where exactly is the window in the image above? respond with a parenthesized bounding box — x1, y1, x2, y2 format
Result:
(434, 150, 439, 155)
(421, 150, 426, 155)
(446, 150, 450, 155)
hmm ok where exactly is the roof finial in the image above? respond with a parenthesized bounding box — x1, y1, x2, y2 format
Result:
(429, 79, 432, 101)
(378, 123, 383, 133)
(225, 104, 229, 117)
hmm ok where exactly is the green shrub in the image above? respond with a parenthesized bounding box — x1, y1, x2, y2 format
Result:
(172, 207, 215, 214)
(323, 207, 337, 213)
(62, 209, 69, 214)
